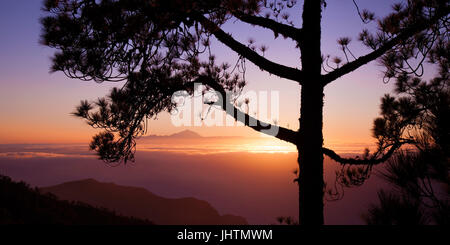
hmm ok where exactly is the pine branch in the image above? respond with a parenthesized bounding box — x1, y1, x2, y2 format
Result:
(233, 11, 303, 41)
(195, 76, 298, 144)
(322, 143, 402, 165)
(322, 6, 449, 85)
(196, 14, 304, 83)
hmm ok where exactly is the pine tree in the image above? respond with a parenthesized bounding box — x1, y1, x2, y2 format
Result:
(41, 0, 449, 224)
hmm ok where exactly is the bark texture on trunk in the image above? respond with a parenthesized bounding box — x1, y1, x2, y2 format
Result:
(297, 84, 324, 225)
(297, 0, 324, 225)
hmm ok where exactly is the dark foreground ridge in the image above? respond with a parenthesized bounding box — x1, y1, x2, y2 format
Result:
(0, 174, 151, 224)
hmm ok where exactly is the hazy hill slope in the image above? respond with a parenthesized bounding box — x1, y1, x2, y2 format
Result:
(0, 175, 151, 224)
(41, 179, 248, 225)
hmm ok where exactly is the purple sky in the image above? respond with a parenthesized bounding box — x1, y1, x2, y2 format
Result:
(0, 0, 428, 146)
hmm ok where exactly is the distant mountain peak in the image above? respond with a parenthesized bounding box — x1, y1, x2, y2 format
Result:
(144, 129, 202, 139)
(168, 130, 202, 138)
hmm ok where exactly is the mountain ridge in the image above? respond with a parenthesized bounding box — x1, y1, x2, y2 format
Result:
(141, 129, 248, 140)
(40, 178, 248, 225)
(142, 129, 202, 139)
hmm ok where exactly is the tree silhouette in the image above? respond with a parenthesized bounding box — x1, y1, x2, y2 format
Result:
(363, 60, 449, 224)
(41, 0, 449, 224)
(327, 31, 449, 202)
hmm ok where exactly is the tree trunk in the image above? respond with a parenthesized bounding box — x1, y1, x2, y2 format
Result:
(297, 84, 324, 225)
(297, 0, 324, 225)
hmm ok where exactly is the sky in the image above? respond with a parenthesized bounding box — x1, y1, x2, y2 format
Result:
(0, 0, 433, 149)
